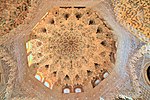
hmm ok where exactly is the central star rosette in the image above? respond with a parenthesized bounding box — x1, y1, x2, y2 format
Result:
(49, 29, 86, 60)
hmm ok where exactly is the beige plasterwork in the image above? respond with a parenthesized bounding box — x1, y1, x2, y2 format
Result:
(28, 7, 116, 86)
(0, 0, 150, 100)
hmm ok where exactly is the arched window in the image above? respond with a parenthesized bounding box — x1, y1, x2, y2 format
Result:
(26, 41, 32, 53)
(91, 77, 101, 88)
(62, 84, 72, 94)
(44, 81, 50, 88)
(35, 74, 41, 81)
(75, 88, 82, 93)
(103, 72, 109, 79)
(74, 84, 83, 93)
(94, 79, 100, 86)
(35, 73, 44, 82)
(27, 54, 33, 66)
(63, 88, 70, 94)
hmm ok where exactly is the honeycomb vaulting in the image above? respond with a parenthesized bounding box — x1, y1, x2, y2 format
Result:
(0, 0, 149, 100)
(28, 7, 117, 86)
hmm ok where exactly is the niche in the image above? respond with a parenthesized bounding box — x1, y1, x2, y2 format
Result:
(49, 19, 55, 24)
(52, 71, 57, 77)
(41, 28, 47, 33)
(75, 74, 80, 81)
(75, 13, 82, 20)
(94, 63, 100, 69)
(64, 13, 70, 20)
(64, 75, 70, 80)
(87, 70, 92, 76)
(96, 27, 103, 33)
(101, 40, 107, 46)
(45, 65, 49, 68)
(89, 20, 95, 25)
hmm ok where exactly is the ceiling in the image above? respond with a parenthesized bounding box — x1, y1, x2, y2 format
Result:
(0, 0, 149, 100)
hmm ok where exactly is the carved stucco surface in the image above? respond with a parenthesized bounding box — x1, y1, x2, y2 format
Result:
(29, 7, 116, 86)
(0, 0, 149, 100)
(112, 0, 150, 42)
